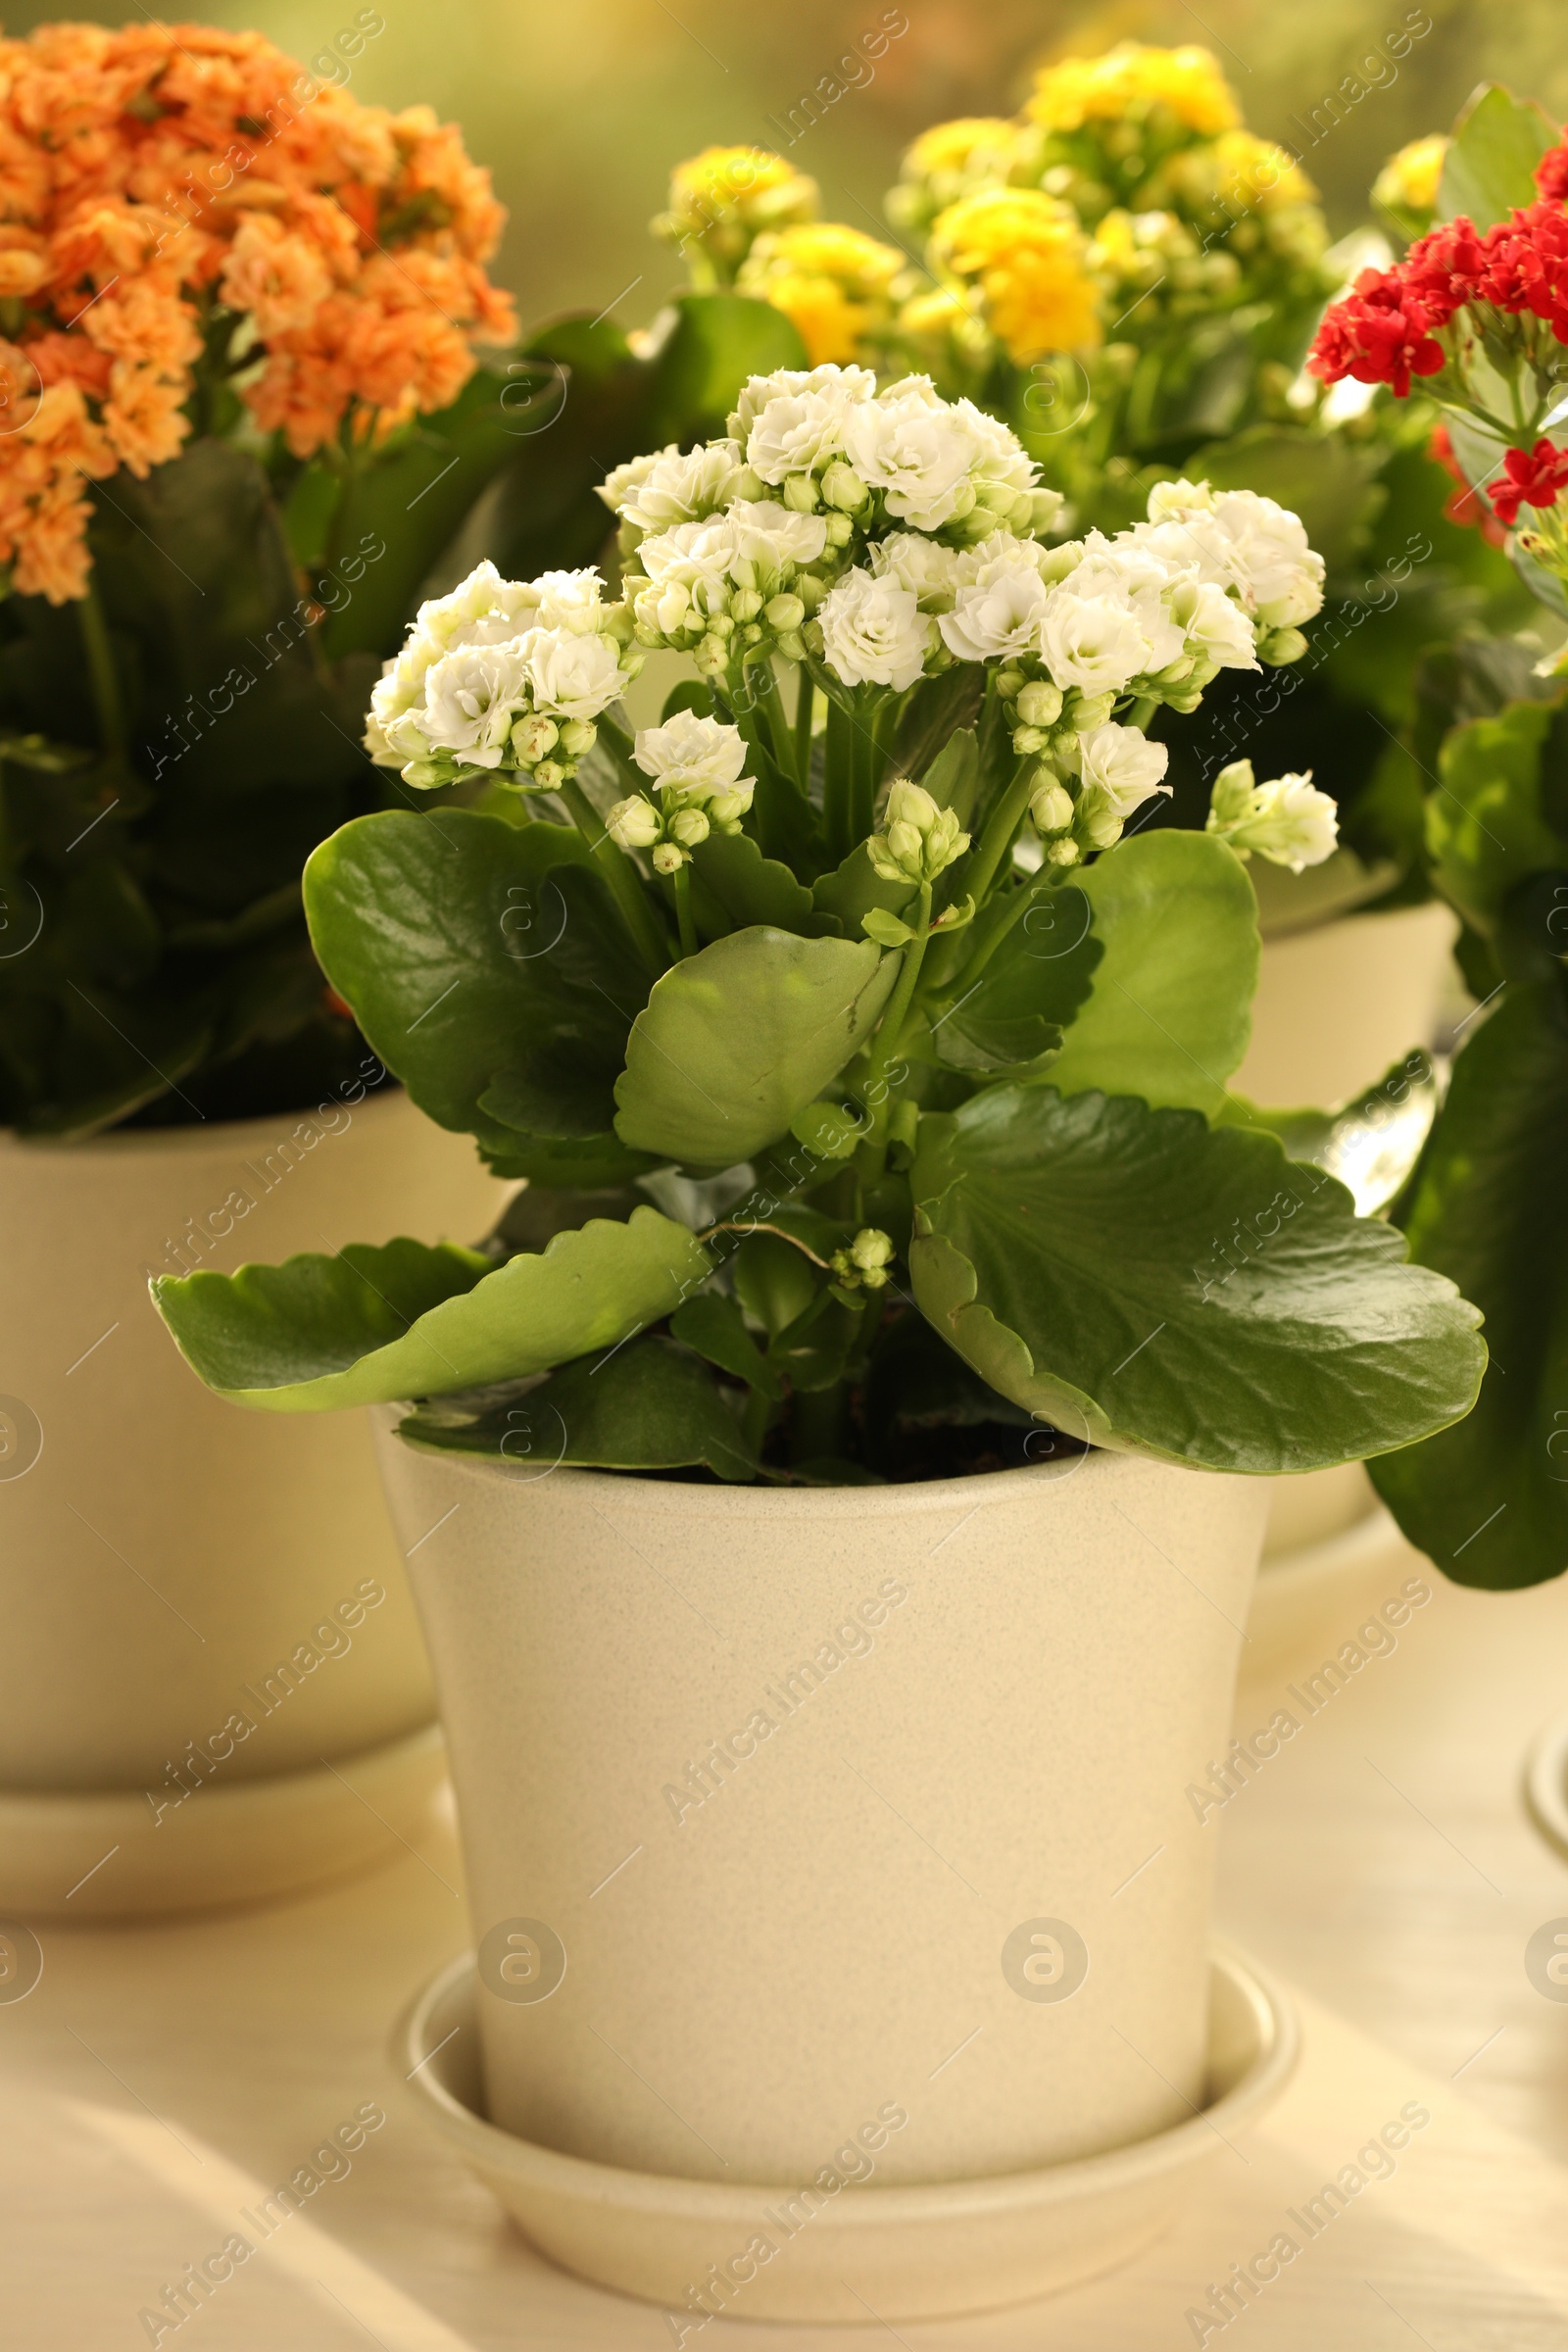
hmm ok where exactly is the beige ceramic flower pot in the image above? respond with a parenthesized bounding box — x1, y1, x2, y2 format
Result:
(0, 1085, 504, 1916)
(1238, 900, 1458, 1112)
(373, 1424, 1274, 2306)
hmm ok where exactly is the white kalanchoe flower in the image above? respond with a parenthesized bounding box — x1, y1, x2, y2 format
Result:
(818, 569, 935, 691)
(419, 640, 530, 768)
(744, 379, 871, 486)
(1135, 480, 1325, 631)
(1172, 576, 1259, 671)
(844, 376, 980, 533)
(1038, 591, 1150, 698)
(869, 532, 961, 611)
(940, 556, 1053, 662)
(1205, 760, 1339, 871)
(726, 499, 830, 576)
(603, 440, 748, 533)
(729, 363, 878, 444)
(866, 779, 970, 885)
(519, 628, 628, 722)
(633, 710, 751, 800)
(1072, 722, 1171, 849)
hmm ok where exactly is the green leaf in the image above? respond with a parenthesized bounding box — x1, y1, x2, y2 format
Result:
(789, 1098, 866, 1157)
(642, 293, 808, 446)
(862, 907, 917, 948)
(909, 1084, 1485, 1474)
(399, 1337, 756, 1482)
(1189, 426, 1385, 573)
(1045, 832, 1259, 1114)
(732, 1230, 820, 1338)
(1439, 83, 1557, 229)
(671, 1291, 784, 1396)
(304, 808, 653, 1156)
(690, 829, 827, 935)
(921, 727, 981, 824)
(1371, 981, 1568, 1589)
(770, 1288, 863, 1394)
(614, 928, 898, 1166)
(152, 1209, 710, 1410)
(317, 362, 525, 661)
(930, 880, 1096, 1073)
(1427, 697, 1568, 933)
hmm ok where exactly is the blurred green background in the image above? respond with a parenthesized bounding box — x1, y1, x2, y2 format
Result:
(13, 0, 1567, 331)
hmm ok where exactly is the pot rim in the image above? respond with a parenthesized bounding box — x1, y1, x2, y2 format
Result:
(377, 1416, 1243, 1522)
(394, 1942, 1298, 2220)
(0, 1078, 413, 1165)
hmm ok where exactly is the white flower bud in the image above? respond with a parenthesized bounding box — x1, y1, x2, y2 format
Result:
(1030, 778, 1075, 836)
(1015, 680, 1063, 727)
(513, 713, 559, 765)
(652, 840, 688, 873)
(606, 794, 662, 850)
(668, 805, 710, 848)
(820, 462, 869, 513)
(730, 589, 763, 622)
(1012, 725, 1047, 756)
(782, 474, 821, 514)
(764, 592, 806, 631)
(866, 779, 970, 884)
(1047, 838, 1081, 866)
(1257, 625, 1309, 664)
(558, 717, 597, 758)
(533, 759, 566, 792)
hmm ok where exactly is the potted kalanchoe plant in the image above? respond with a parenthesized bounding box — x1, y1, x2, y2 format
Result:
(154, 361, 1483, 2316)
(0, 17, 527, 1917)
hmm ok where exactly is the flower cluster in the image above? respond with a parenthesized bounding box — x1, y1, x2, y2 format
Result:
(650, 145, 818, 285)
(604, 710, 755, 873)
(0, 19, 513, 602)
(366, 561, 641, 791)
(735, 222, 909, 368)
(603, 365, 1060, 681)
(606, 365, 1324, 868)
(1204, 759, 1340, 872)
(1372, 133, 1448, 239)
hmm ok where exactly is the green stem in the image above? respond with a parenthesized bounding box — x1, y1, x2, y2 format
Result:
(672, 859, 699, 959)
(962, 759, 1037, 908)
(794, 667, 814, 789)
(78, 581, 125, 759)
(755, 665, 795, 779)
(959, 867, 1062, 985)
(559, 777, 670, 974)
(1124, 695, 1157, 731)
(741, 1381, 774, 1458)
(595, 711, 643, 790)
(824, 693, 855, 863)
(861, 882, 932, 1142)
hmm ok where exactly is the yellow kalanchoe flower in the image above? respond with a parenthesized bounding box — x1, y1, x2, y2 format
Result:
(1026, 42, 1240, 138)
(929, 188, 1102, 364)
(737, 221, 906, 367)
(886, 117, 1024, 234)
(1372, 134, 1448, 228)
(1211, 131, 1314, 215)
(652, 146, 819, 284)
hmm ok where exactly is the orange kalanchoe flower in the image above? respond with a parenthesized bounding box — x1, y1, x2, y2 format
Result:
(0, 22, 514, 601)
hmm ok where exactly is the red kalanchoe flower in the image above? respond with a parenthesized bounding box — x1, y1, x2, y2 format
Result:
(1476, 198, 1568, 336)
(1308, 267, 1446, 397)
(1534, 141, 1568, 206)
(1486, 437, 1568, 526)
(1401, 217, 1488, 321)
(1428, 422, 1507, 545)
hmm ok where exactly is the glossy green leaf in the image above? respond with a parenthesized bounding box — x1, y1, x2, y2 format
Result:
(1428, 697, 1568, 934)
(1439, 83, 1556, 229)
(398, 1336, 756, 1481)
(690, 829, 827, 935)
(317, 363, 524, 661)
(304, 808, 654, 1158)
(930, 880, 1097, 1073)
(909, 1084, 1485, 1473)
(614, 928, 897, 1166)
(1045, 832, 1259, 1113)
(152, 1209, 710, 1410)
(1371, 982, 1568, 1588)
(671, 1291, 784, 1396)
(1220, 1052, 1439, 1217)
(642, 293, 808, 446)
